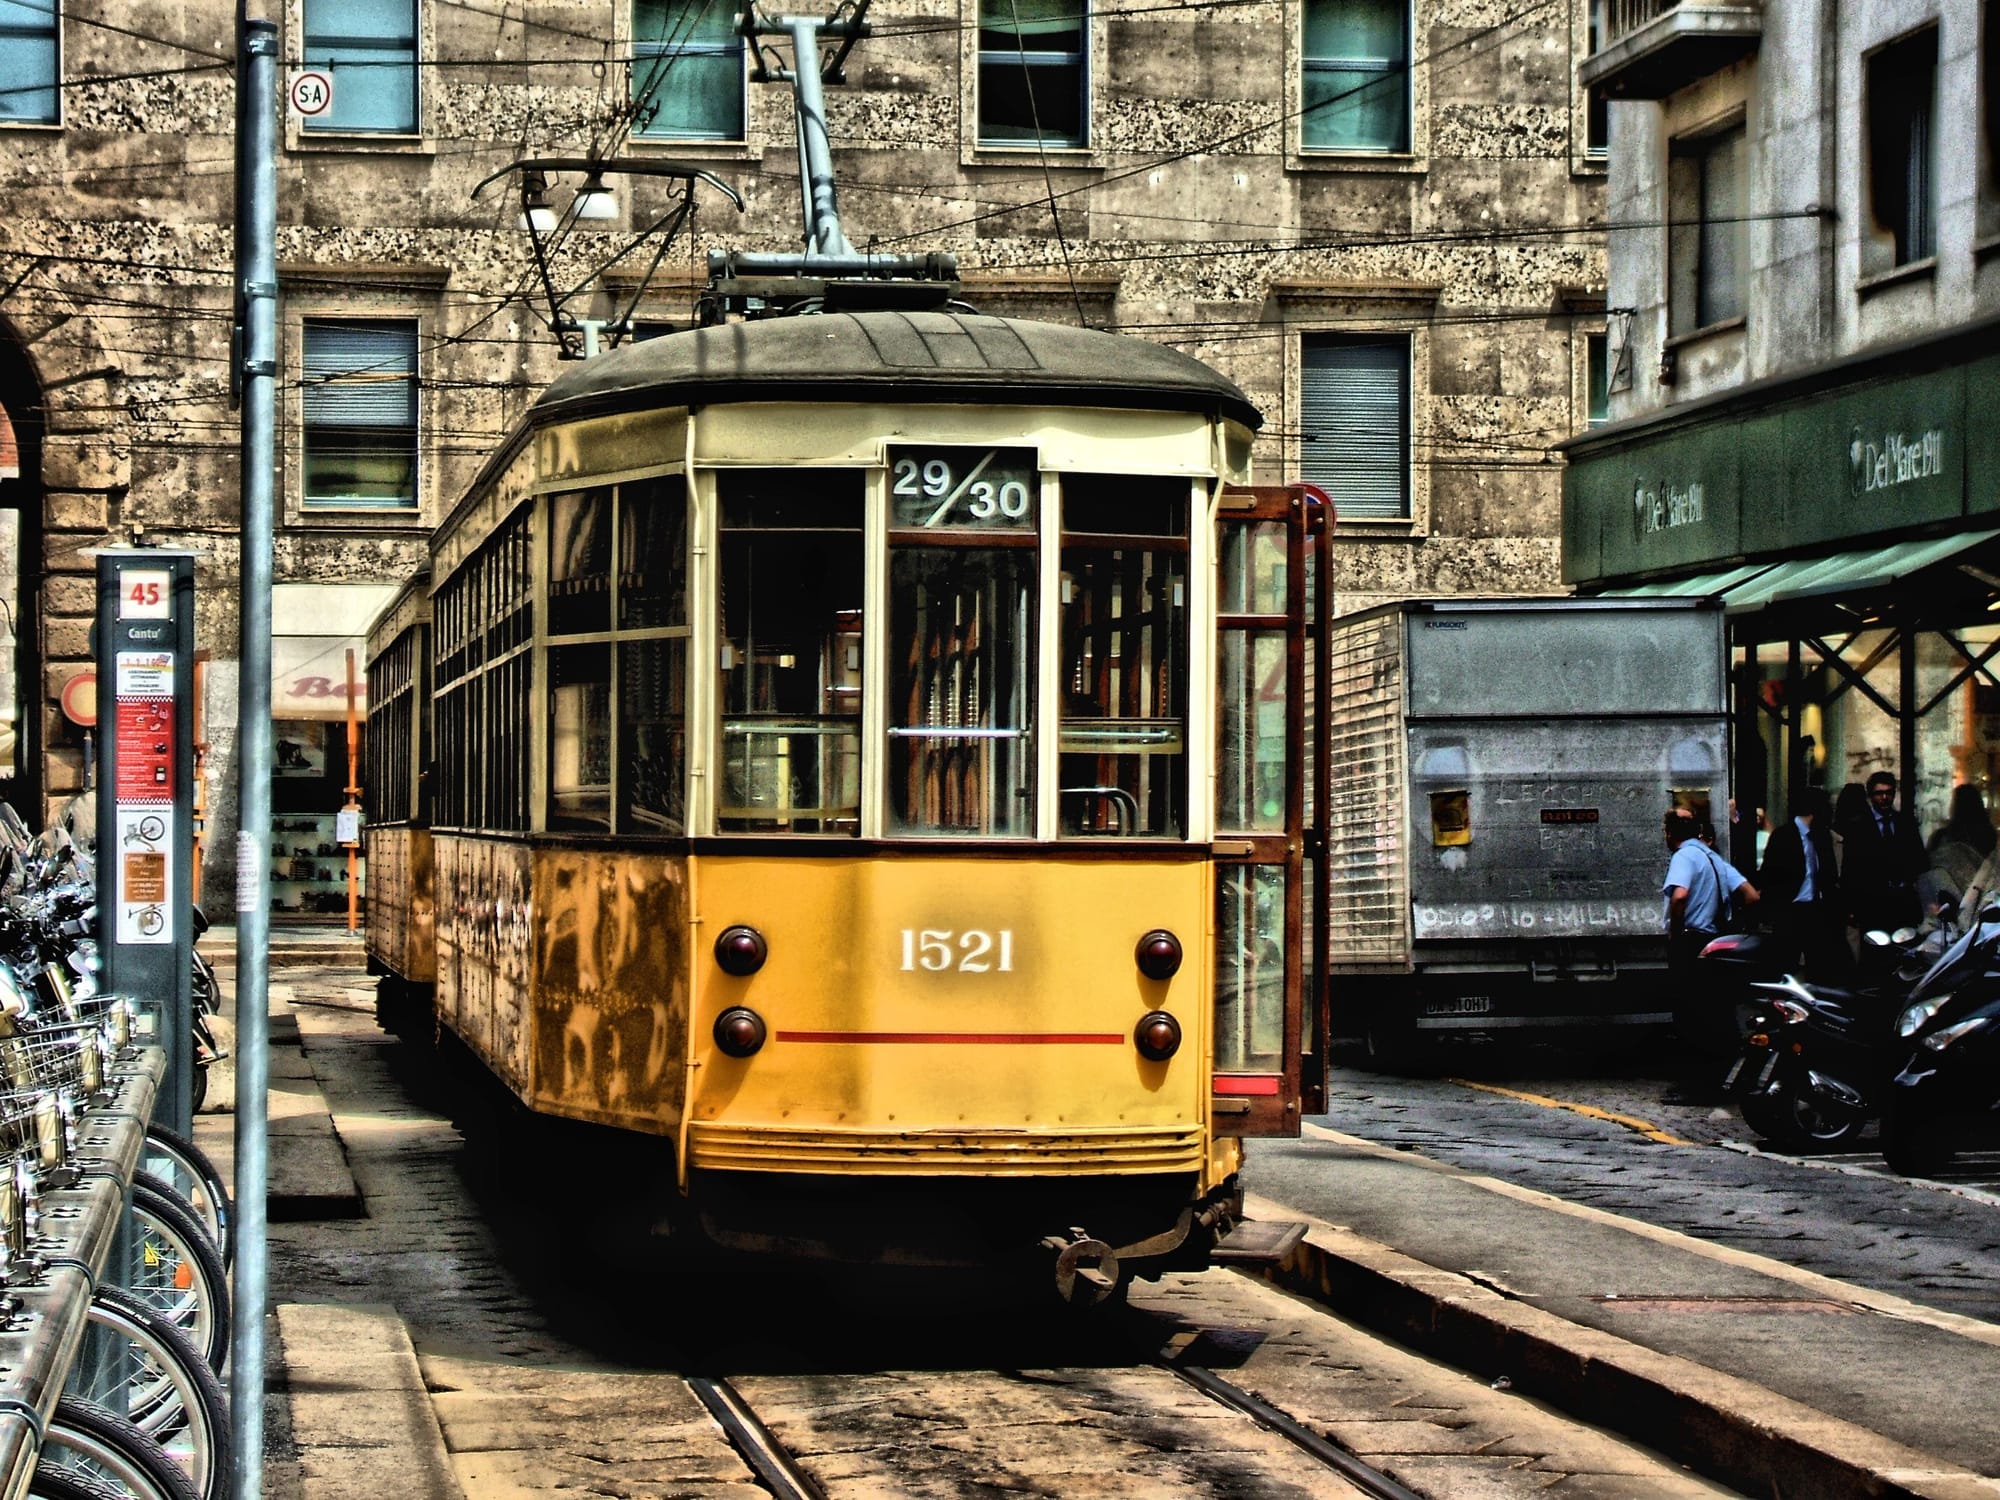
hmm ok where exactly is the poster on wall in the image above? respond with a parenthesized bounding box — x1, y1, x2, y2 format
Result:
(274, 721, 328, 778)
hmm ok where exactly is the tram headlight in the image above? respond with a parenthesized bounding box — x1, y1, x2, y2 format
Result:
(1135, 930, 1182, 981)
(714, 925, 768, 977)
(713, 1006, 767, 1058)
(1134, 1010, 1182, 1062)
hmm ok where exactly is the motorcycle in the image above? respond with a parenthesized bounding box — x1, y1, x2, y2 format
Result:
(1878, 901, 2000, 1176)
(1712, 915, 1948, 1151)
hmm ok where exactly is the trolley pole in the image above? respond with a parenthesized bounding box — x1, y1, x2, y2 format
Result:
(230, 14, 278, 1499)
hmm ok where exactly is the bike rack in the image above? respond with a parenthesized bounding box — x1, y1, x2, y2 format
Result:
(0, 1046, 164, 1495)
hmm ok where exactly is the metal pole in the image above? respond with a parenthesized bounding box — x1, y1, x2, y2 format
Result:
(231, 15, 277, 1499)
(786, 18, 854, 259)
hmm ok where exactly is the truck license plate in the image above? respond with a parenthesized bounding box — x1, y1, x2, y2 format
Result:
(1423, 995, 1494, 1017)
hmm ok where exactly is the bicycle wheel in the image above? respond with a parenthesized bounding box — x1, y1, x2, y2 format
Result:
(120, 1181, 230, 1373)
(139, 1127, 230, 1267)
(27, 1467, 128, 1500)
(70, 1286, 229, 1498)
(36, 1396, 200, 1500)
(131, 1171, 223, 1269)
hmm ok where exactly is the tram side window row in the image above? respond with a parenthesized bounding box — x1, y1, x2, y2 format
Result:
(435, 508, 533, 831)
(367, 630, 419, 825)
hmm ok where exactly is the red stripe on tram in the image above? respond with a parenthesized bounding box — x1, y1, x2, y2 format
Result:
(775, 1030, 1126, 1045)
(1212, 1075, 1283, 1096)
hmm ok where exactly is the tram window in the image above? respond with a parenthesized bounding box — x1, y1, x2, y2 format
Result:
(619, 476, 687, 630)
(549, 487, 613, 636)
(1058, 476, 1189, 838)
(1217, 631, 1288, 833)
(887, 547, 1037, 838)
(717, 472, 864, 834)
(1216, 864, 1286, 1070)
(549, 643, 612, 831)
(1219, 521, 1288, 615)
(619, 638, 686, 835)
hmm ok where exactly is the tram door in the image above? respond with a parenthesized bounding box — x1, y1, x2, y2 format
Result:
(1213, 485, 1326, 1135)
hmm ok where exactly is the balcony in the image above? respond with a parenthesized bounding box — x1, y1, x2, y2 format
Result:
(1578, 0, 1762, 100)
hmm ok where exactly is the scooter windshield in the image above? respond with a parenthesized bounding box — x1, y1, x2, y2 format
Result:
(1909, 909, 2000, 1004)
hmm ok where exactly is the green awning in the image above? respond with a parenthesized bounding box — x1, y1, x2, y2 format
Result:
(1721, 529, 2000, 613)
(1598, 529, 2000, 614)
(1608, 562, 1775, 598)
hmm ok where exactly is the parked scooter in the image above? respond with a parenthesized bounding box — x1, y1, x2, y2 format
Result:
(1713, 912, 1949, 1151)
(1879, 902, 2000, 1176)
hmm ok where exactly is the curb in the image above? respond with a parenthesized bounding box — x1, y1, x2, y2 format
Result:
(277, 1302, 464, 1500)
(1244, 1192, 2000, 1500)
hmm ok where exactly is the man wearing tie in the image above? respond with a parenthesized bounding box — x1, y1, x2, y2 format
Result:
(1759, 785, 1844, 977)
(1843, 769, 1928, 935)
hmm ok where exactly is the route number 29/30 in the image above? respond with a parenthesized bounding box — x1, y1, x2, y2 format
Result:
(899, 928, 1015, 973)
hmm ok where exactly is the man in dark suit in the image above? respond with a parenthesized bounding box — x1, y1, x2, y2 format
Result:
(1760, 785, 1845, 977)
(1842, 770, 1928, 935)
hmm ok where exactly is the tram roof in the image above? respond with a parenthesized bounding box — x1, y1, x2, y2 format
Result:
(532, 311, 1262, 430)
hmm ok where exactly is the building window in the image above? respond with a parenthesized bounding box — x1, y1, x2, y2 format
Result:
(1868, 27, 1939, 267)
(633, 0, 745, 141)
(302, 320, 418, 510)
(1301, 335, 1410, 520)
(1583, 0, 1608, 159)
(302, 0, 417, 134)
(0, 0, 59, 125)
(1668, 123, 1745, 337)
(1302, 0, 1409, 153)
(977, 0, 1087, 148)
(1585, 332, 1610, 427)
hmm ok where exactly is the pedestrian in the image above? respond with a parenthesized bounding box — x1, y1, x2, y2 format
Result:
(1663, 807, 1758, 1052)
(1842, 770, 1928, 935)
(1758, 785, 1845, 978)
(1927, 784, 1995, 903)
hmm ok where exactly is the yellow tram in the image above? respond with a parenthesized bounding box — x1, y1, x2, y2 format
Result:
(366, 310, 1324, 1297)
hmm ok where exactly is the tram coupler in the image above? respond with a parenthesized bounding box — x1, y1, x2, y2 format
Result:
(1041, 1229, 1120, 1305)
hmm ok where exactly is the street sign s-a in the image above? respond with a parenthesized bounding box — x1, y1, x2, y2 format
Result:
(288, 69, 334, 118)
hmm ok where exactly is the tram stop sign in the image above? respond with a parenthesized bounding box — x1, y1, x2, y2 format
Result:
(93, 551, 197, 1136)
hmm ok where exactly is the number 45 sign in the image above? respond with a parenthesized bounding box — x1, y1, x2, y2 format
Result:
(119, 569, 172, 620)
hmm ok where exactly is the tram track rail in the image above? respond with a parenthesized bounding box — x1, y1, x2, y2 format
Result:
(681, 1308, 1433, 1500)
(687, 1374, 828, 1500)
(1165, 1356, 1428, 1500)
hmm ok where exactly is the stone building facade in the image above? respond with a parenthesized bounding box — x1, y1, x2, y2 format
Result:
(0, 0, 1605, 898)
(1566, 0, 2000, 855)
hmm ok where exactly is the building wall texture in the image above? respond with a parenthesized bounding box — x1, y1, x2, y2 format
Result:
(1603, 0, 2000, 421)
(0, 0, 1606, 894)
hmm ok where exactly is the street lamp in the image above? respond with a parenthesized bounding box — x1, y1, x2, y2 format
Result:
(471, 155, 743, 358)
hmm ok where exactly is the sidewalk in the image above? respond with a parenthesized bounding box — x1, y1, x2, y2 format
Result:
(1248, 1129, 2000, 1499)
(211, 943, 2000, 1499)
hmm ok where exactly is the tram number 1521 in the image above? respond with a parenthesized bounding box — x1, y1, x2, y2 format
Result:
(899, 928, 1017, 973)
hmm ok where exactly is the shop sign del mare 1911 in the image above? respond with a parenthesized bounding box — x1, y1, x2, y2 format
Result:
(1634, 477, 1705, 535)
(1851, 425, 1945, 495)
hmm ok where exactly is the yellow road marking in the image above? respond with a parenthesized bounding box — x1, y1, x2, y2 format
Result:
(1445, 1078, 1691, 1146)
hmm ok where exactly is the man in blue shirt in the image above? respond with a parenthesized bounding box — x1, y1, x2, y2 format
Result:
(1664, 807, 1758, 1051)
(1759, 785, 1843, 978)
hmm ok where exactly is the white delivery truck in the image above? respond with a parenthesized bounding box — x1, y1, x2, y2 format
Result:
(1322, 597, 1730, 1059)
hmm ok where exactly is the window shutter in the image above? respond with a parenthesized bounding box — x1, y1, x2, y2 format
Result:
(304, 324, 416, 427)
(1301, 338, 1409, 520)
